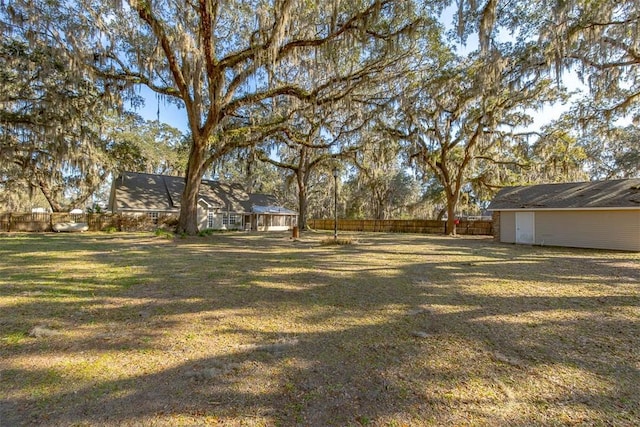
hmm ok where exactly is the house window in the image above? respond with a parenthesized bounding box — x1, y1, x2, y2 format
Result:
(147, 212, 159, 225)
(223, 214, 239, 225)
(207, 211, 215, 229)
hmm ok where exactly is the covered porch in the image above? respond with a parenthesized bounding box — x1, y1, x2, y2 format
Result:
(246, 206, 298, 231)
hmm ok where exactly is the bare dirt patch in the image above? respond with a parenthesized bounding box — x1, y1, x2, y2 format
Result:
(1, 232, 638, 425)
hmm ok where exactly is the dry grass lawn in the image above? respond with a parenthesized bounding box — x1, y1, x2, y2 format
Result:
(0, 231, 638, 426)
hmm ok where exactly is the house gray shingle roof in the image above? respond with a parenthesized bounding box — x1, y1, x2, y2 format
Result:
(110, 171, 292, 214)
(488, 179, 640, 210)
(111, 172, 178, 211)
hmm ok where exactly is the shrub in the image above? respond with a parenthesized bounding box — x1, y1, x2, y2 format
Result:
(198, 228, 216, 237)
(158, 215, 179, 228)
(320, 237, 356, 246)
(154, 229, 174, 239)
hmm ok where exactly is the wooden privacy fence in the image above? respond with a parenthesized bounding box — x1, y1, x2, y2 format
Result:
(0, 212, 178, 232)
(0, 212, 118, 232)
(0, 213, 493, 235)
(307, 218, 493, 236)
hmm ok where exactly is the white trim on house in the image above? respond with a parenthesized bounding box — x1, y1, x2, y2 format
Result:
(198, 197, 215, 208)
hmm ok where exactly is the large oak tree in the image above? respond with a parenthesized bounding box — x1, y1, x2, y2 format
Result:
(389, 48, 560, 234)
(0, 35, 111, 211)
(20, 0, 424, 234)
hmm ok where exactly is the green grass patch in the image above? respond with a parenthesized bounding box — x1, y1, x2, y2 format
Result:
(3, 331, 28, 345)
(154, 228, 175, 239)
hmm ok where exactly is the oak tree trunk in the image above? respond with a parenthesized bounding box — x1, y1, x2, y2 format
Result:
(445, 191, 458, 236)
(38, 180, 64, 212)
(177, 138, 207, 235)
(297, 169, 309, 230)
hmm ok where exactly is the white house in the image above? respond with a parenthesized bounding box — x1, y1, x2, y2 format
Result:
(108, 171, 297, 232)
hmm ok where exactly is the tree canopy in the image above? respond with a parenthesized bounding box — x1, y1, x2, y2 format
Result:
(0, 23, 111, 211)
(1, 0, 638, 228)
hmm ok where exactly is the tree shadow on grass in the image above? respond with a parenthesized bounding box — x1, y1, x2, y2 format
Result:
(0, 232, 638, 425)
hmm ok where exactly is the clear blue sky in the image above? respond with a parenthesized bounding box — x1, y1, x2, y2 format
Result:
(136, 86, 189, 132)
